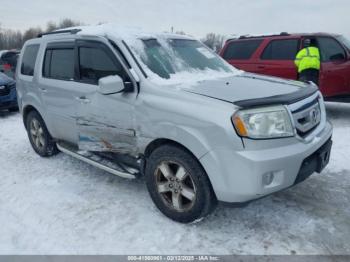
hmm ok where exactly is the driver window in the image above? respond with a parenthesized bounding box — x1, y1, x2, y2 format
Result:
(317, 37, 346, 62)
(79, 46, 123, 84)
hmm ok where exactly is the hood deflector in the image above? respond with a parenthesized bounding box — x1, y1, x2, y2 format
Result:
(234, 85, 319, 108)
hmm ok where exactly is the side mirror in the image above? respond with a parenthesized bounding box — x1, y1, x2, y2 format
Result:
(330, 53, 346, 61)
(98, 75, 133, 95)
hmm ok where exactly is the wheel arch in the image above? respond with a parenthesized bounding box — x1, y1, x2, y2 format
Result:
(142, 137, 217, 199)
(144, 138, 196, 159)
(23, 105, 40, 129)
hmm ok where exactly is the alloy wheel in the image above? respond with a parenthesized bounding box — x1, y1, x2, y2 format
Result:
(154, 161, 196, 212)
(30, 118, 46, 150)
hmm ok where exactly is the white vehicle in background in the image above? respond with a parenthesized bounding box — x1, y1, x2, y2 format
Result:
(16, 24, 332, 223)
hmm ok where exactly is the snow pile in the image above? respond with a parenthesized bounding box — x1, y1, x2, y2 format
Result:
(0, 103, 349, 255)
(142, 68, 237, 87)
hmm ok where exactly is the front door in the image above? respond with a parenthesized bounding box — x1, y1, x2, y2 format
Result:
(317, 36, 350, 97)
(74, 40, 138, 154)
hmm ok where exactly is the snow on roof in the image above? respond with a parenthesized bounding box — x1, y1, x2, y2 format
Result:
(57, 23, 194, 42)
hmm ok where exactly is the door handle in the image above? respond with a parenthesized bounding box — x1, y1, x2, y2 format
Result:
(75, 96, 91, 104)
(257, 65, 266, 69)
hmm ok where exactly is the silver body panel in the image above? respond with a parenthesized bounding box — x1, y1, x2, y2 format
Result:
(16, 29, 333, 203)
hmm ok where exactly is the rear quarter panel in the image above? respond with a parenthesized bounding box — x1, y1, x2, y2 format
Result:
(16, 40, 57, 137)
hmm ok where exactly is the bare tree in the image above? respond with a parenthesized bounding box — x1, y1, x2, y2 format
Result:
(45, 18, 82, 33)
(201, 33, 225, 52)
(0, 18, 85, 50)
(0, 25, 23, 50)
(58, 18, 83, 30)
(22, 27, 43, 43)
(46, 21, 58, 33)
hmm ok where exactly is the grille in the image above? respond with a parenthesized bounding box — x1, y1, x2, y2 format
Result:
(292, 98, 321, 138)
(0, 85, 10, 96)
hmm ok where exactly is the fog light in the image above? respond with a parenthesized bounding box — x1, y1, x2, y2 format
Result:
(263, 172, 274, 186)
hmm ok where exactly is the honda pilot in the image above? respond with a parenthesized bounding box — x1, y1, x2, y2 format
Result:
(16, 25, 333, 223)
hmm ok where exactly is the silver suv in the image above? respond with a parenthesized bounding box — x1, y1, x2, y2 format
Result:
(16, 25, 333, 223)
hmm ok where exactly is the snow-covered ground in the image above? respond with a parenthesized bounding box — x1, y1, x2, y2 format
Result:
(0, 102, 349, 255)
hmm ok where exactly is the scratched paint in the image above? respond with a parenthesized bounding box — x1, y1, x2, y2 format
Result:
(77, 118, 137, 154)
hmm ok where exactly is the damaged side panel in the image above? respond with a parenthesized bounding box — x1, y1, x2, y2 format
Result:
(77, 118, 138, 154)
(75, 87, 139, 155)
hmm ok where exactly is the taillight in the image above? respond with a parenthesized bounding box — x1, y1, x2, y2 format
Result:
(3, 64, 11, 71)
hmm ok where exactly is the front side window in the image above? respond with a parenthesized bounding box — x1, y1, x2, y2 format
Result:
(223, 40, 263, 60)
(317, 37, 346, 62)
(261, 39, 299, 60)
(21, 44, 40, 76)
(43, 48, 74, 80)
(78, 46, 122, 84)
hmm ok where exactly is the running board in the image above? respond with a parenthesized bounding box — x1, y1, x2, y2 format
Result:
(57, 142, 137, 179)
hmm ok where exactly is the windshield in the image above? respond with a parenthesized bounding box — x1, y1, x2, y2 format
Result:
(337, 35, 350, 50)
(129, 38, 237, 83)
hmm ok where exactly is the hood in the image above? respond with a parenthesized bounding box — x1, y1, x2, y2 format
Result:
(182, 72, 318, 107)
(0, 72, 15, 86)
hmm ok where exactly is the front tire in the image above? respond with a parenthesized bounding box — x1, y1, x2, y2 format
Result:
(145, 144, 217, 223)
(26, 111, 59, 157)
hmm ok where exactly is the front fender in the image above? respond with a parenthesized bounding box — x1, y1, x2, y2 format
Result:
(139, 122, 213, 159)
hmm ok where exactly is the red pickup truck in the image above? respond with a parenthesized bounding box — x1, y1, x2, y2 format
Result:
(220, 33, 350, 101)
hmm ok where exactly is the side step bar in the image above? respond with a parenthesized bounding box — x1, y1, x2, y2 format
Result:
(57, 142, 137, 179)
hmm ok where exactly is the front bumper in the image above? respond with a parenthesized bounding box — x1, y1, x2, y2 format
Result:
(0, 87, 18, 110)
(200, 121, 333, 203)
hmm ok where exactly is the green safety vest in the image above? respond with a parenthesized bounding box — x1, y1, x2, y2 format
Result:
(294, 47, 321, 73)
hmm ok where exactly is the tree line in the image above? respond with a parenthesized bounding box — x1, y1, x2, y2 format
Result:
(0, 19, 227, 52)
(0, 18, 83, 50)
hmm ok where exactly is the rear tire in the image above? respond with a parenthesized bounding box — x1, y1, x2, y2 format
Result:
(26, 111, 59, 157)
(145, 144, 217, 223)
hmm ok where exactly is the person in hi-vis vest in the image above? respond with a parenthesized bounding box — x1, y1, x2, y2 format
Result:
(295, 39, 321, 85)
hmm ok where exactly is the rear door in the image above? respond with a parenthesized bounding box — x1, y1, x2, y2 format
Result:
(255, 38, 300, 79)
(220, 39, 263, 72)
(317, 36, 350, 97)
(39, 41, 93, 143)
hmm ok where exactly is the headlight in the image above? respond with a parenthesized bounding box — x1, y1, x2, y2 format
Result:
(232, 105, 294, 139)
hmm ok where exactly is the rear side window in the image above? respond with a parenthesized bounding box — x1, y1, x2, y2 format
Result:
(43, 48, 75, 80)
(223, 40, 263, 60)
(79, 46, 122, 84)
(317, 37, 346, 62)
(21, 45, 40, 76)
(261, 39, 299, 60)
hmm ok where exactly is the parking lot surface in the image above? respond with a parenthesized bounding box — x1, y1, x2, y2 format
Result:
(0, 102, 349, 254)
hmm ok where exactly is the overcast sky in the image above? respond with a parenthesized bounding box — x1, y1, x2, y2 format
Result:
(1, 0, 350, 38)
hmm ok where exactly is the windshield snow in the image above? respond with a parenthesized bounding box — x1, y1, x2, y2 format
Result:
(73, 24, 240, 85)
(128, 37, 239, 84)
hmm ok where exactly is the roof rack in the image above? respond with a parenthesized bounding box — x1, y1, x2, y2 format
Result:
(238, 32, 290, 39)
(38, 29, 82, 38)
